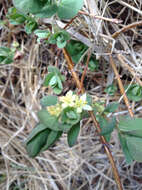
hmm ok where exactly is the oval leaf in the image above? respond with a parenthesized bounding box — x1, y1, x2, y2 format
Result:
(42, 130, 62, 151)
(40, 95, 58, 107)
(126, 135, 142, 162)
(26, 123, 50, 143)
(118, 118, 142, 138)
(67, 122, 80, 147)
(26, 129, 49, 158)
(13, 0, 45, 14)
(118, 133, 133, 164)
(57, 0, 84, 19)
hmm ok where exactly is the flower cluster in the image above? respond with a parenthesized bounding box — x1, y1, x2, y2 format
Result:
(47, 91, 92, 116)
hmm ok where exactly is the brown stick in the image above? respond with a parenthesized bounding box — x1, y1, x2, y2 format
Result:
(63, 48, 123, 190)
(109, 55, 134, 118)
(112, 20, 142, 39)
(79, 11, 122, 24)
(80, 49, 92, 89)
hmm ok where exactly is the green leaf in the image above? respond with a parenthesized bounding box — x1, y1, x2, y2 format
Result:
(126, 84, 142, 101)
(25, 20, 38, 34)
(61, 107, 80, 125)
(26, 129, 49, 157)
(38, 109, 60, 131)
(42, 130, 62, 151)
(66, 40, 88, 63)
(57, 0, 84, 19)
(13, 0, 45, 14)
(104, 102, 119, 113)
(26, 123, 50, 143)
(40, 95, 58, 107)
(88, 59, 99, 71)
(38, 109, 72, 132)
(53, 87, 62, 95)
(100, 117, 116, 136)
(49, 75, 58, 86)
(118, 133, 133, 164)
(34, 29, 50, 42)
(7, 7, 26, 25)
(98, 116, 111, 142)
(48, 30, 70, 48)
(44, 73, 54, 86)
(0, 47, 14, 64)
(126, 135, 142, 162)
(67, 123, 80, 147)
(48, 66, 60, 74)
(118, 118, 142, 138)
(35, 4, 57, 18)
(104, 84, 117, 96)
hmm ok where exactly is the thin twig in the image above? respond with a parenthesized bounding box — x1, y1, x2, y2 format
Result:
(62, 48, 123, 190)
(109, 55, 134, 118)
(112, 20, 142, 39)
(117, 54, 142, 86)
(80, 49, 92, 89)
(79, 11, 122, 24)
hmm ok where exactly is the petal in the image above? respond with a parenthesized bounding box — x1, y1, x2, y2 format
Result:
(83, 104, 92, 111)
(80, 93, 86, 102)
(76, 107, 82, 113)
(67, 90, 73, 97)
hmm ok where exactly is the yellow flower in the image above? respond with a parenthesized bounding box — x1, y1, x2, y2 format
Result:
(75, 93, 92, 113)
(59, 90, 77, 108)
(47, 103, 62, 117)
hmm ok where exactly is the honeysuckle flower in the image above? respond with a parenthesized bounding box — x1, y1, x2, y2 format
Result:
(59, 90, 77, 108)
(75, 93, 92, 113)
(47, 103, 62, 117)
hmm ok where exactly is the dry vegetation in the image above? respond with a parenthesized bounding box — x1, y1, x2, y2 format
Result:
(1, 0, 142, 189)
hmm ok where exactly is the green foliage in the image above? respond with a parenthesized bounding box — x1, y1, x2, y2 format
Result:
(103, 102, 119, 113)
(40, 95, 58, 107)
(0, 47, 14, 64)
(118, 133, 133, 164)
(49, 30, 70, 48)
(61, 107, 80, 125)
(11, 0, 142, 164)
(26, 128, 50, 157)
(7, 7, 38, 34)
(67, 123, 80, 147)
(41, 130, 62, 151)
(7, 7, 26, 25)
(34, 29, 50, 43)
(66, 40, 98, 71)
(118, 118, 142, 138)
(57, 0, 84, 19)
(104, 84, 117, 95)
(126, 84, 142, 101)
(12, 0, 84, 19)
(25, 20, 38, 34)
(44, 66, 65, 94)
(98, 116, 116, 142)
(118, 117, 142, 162)
(125, 135, 142, 162)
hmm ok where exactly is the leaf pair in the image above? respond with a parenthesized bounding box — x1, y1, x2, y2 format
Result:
(7, 7, 38, 34)
(26, 123, 62, 157)
(44, 66, 65, 94)
(13, 0, 84, 19)
(48, 30, 70, 48)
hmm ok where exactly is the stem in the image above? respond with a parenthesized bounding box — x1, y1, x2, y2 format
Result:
(112, 20, 142, 39)
(109, 55, 134, 118)
(62, 48, 123, 190)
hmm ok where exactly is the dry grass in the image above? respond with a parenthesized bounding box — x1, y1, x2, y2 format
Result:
(1, 0, 142, 189)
